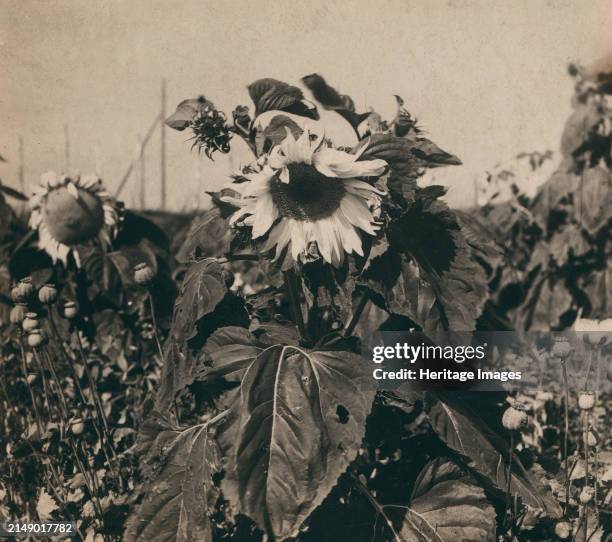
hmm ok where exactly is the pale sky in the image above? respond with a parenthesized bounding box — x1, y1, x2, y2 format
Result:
(1, 0, 611, 209)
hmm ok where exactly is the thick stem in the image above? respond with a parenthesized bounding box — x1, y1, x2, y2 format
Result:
(283, 269, 308, 342)
(148, 292, 164, 363)
(562, 360, 570, 514)
(504, 432, 514, 530)
(344, 292, 369, 337)
(74, 330, 110, 435)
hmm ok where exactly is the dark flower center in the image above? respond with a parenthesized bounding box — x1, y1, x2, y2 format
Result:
(270, 163, 345, 221)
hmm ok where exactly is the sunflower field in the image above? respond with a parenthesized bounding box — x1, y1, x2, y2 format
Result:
(0, 66, 610, 542)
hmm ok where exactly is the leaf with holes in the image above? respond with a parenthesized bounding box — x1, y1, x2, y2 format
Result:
(218, 346, 376, 540)
(171, 258, 226, 342)
(125, 413, 220, 542)
(426, 393, 562, 517)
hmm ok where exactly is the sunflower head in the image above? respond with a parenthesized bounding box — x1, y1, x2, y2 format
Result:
(30, 172, 118, 265)
(227, 128, 387, 267)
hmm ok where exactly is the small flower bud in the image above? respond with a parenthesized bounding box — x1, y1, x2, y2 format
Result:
(22, 312, 40, 332)
(502, 405, 528, 430)
(38, 283, 58, 305)
(578, 391, 596, 411)
(578, 486, 595, 504)
(134, 262, 156, 285)
(17, 277, 35, 300)
(554, 521, 571, 540)
(10, 303, 28, 325)
(586, 430, 598, 447)
(27, 329, 46, 348)
(552, 337, 572, 358)
(63, 301, 79, 320)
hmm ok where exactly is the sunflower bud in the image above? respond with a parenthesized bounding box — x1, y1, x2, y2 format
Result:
(16, 277, 35, 300)
(232, 105, 251, 131)
(134, 262, 155, 285)
(578, 391, 596, 411)
(38, 283, 58, 305)
(552, 337, 572, 358)
(579, 486, 595, 504)
(22, 312, 40, 332)
(554, 521, 571, 540)
(502, 405, 528, 431)
(27, 329, 46, 348)
(10, 303, 28, 325)
(63, 301, 79, 320)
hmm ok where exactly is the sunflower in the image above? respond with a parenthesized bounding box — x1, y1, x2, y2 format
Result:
(228, 128, 387, 266)
(29, 172, 118, 265)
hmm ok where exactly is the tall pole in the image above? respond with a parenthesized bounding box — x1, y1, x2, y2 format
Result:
(160, 78, 167, 210)
(138, 134, 146, 210)
(18, 136, 24, 190)
(64, 124, 70, 171)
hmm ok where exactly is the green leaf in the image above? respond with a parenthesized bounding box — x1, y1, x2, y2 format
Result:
(175, 207, 232, 264)
(395, 458, 496, 542)
(426, 393, 562, 517)
(171, 258, 226, 342)
(247, 78, 305, 116)
(253, 113, 303, 156)
(560, 103, 604, 158)
(357, 134, 460, 203)
(218, 346, 376, 540)
(196, 326, 262, 381)
(125, 413, 220, 542)
(572, 166, 612, 233)
(165, 97, 216, 131)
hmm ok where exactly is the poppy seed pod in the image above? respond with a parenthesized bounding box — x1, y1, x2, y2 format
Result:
(10, 284, 23, 303)
(554, 521, 571, 540)
(38, 283, 58, 305)
(22, 312, 40, 332)
(502, 405, 528, 431)
(579, 486, 595, 504)
(552, 338, 572, 358)
(10, 303, 28, 325)
(578, 391, 596, 411)
(70, 418, 85, 436)
(134, 262, 155, 285)
(27, 329, 46, 348)
(586, 430, 599, 447)
(63, 301, 79, 320)
(17, 277, 35, 300)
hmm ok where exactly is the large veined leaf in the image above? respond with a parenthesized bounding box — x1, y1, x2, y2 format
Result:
(175, 207, 232, 264)
(426, 393, 562, 517)
(196, 326, 262, 382)
(394, 458, 496, 542)
(560, 103, 604, 158)
(580, 267, 612, 320)
(388, 191, 489, 332)
(301, 73, 370, 130)
(247, 78, 314, 118)
(218, 345, 376, 540)
(357, 134, 461, 202)
(125, 413, 220, 542)
(171, 258, 226, 342)
(571, 166, 612, 233)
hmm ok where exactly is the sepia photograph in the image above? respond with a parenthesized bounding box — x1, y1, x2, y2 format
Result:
(1, 1, 611, 541)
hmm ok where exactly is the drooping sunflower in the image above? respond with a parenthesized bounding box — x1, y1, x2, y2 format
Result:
(29, 172, 118, 265)
(228, 128, 387, 267)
